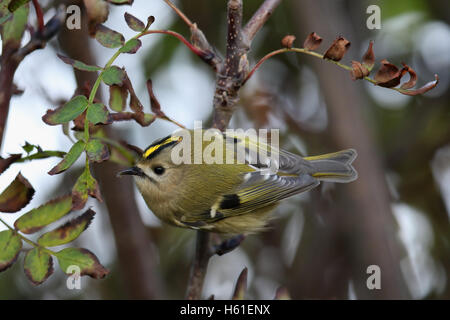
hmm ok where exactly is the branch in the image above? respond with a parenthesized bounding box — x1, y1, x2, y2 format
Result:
(0, 6, 66, 151)
(242, 0, 282, 43)
(186, 231, 212, 300)
(185, 0, 282, 300)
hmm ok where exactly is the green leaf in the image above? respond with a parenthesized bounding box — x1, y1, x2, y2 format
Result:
(72, 168, 102, 210)
(42, 96, 89, 125)
(86, 103, 110, 125)
(38, 209, 95, 247)
(0, 230, 22, 272)
(94, 24, 124, 48)
(0, 173, 34, 213)
(14, 195, 73, 234)
(109, 85, 128, 112)
(119, 38, 141, 54)
(1, 2, 28, 47)
(22, 141, 35, 154)
(23, 248, 53, 285)
(7, 0, 30, 12)
(86, 139, 109, 163)
(48, 141, 85, 175)
(56, 248, 109, 279)
(57, 54, 102, 72)
(124, 12, 145, 32)
(102, 66, 125, 86)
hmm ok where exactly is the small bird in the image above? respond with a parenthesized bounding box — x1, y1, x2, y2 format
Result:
(119, 129, 357, 234)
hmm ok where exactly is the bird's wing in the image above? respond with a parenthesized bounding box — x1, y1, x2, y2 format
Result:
(222, 131, 314, 174)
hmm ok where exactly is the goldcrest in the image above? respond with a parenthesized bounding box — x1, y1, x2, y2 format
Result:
(119, 129, 357, 234)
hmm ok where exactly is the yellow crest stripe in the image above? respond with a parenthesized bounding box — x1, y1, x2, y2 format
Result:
(143, 136, 181, 159)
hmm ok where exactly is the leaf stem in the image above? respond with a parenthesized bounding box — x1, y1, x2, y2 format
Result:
(0, 217, 56, 255)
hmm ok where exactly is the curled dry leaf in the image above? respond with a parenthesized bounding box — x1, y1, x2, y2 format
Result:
(400, 63, 417, 90)
(374, 59, 407, 88)
(281, 35, 296, 49)
(72, 168, 102, 210)
(0, 173, 34, 213)
(362, 40, 375, 70)
(398, 74, 439, 96)
(303, 32, 322, 50)
(323, 36, 351, 61)
(350, 60, 369, 80)
(83, 0, 109, 35)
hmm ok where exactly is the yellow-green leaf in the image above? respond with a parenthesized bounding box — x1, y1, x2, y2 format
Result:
(72, 168, 102, 210)
(124, 12, 145, 32)
(119, 38, 141, 54)
(86, 139, 109, 163)
(86, 103, 110, 124)
(57, 54, 102, 72)
(0, 173, 34, 213)
(14, 195, 73, 234)
(95, 24, 124, 48)
(38, 209, 95, 247)
(102, 66, 125, 86)
(42, 95, 89, 125)
(0, 230, 22, 271)
(48, 141, 85, 175)
(109, 85, 128, 112)
(23, 248, 53, 285)
(56, 247, 108, 279)
(1, 2, 28, 48)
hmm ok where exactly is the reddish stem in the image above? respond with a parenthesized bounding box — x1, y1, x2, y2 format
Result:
(242, 48, 286, 85)
(139, 30, 206, 58)
(31, 0, 44, 32)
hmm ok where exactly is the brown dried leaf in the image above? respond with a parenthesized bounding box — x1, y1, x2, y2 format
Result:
(362, 40, 375, 70)
(398, 74, 439, 96)
(323, 36, 351, 61)
(0, 154, 21, 175)
(146, 79, 163, 117)
(374, 59, 407, 88)
(281, 35, 296, 49)
(0, 173, 34, 213)
(400, 63, 417, 90)
(303, 32, 322, 50)
(350, 60, 369, 80)
(83, 0, 109, 36)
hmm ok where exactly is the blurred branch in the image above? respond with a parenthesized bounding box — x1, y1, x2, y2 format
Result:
(185, 0, 282, 300)
(0, 6, 66, 151)
(242, 0, 282, 43)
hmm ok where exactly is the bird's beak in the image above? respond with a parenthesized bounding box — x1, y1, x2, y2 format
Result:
(117, 166, 144, 177)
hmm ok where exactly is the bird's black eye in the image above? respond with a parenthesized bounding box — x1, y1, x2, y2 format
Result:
(153, 166, 165, 175)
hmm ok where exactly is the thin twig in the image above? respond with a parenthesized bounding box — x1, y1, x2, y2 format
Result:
(163, 0, 194, 28)
(242, 0, 282, 44)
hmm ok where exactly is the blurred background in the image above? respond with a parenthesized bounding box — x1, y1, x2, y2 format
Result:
(0, 0, 449, 299)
